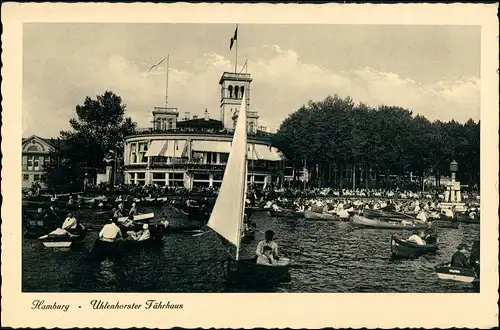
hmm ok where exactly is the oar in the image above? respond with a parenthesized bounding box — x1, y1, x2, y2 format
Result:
(192, 231, 211, 237)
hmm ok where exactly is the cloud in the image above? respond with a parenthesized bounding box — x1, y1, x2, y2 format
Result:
(23, 45, 480, 137)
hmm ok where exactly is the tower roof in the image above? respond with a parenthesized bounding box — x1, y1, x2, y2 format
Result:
(219, 72, 252, 84)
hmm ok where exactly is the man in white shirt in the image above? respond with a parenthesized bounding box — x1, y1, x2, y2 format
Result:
(99, 217, 123, 242)
(62, 213, 78, 231)
(407, 231, 426, 245)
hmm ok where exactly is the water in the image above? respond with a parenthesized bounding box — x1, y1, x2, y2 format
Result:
(23, 207, 480, 293)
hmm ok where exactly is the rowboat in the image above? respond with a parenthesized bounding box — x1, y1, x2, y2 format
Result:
(227, 257, 291, 285)
(304, 210, 339, 221)
(269, 209, 304, 218)
(434, 262, 477, 283)
(362, 208, 413, 220)
(38, 226, 87, 248)
(390, 235, 438, 258)
(203, 91, 291, 286)
(436, 220, 460, 229)
(117, 212, 154, 223)
(351, 215, 428, 229)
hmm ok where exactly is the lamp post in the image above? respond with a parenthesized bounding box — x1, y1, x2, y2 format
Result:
(449, 160, 458, 202)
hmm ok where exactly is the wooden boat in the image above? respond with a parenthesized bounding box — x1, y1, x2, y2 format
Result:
(204, 91, 291, 286)
(351, 215, 428, 229)
(269, 209, 304, 218)
(227, 257, 291, 285)
(434, 262, 477, 283)
(436, 220, 460, 229)
(38, 226, 87, 248)
(390, 235, 438, 258)
(362, 208, 412, 220)
(117, 212, 154, 223)
(304, 210, 339, 221)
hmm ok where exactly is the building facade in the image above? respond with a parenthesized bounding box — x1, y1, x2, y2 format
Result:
(122, 71, 286, 188)
(21, 135, 54, 189)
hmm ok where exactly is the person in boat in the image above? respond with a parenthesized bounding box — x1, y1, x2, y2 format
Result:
(61, 212, 80, 234)
(129, 202, 138, 216)
(416, 209, 428, 222)
(121, 215, 135, 228)
(451, 243, 470, 269)
(126, 223, 151, 241)
(469, 241, 480, 274)
(256, 246, 276, 265)
(99, 217, 123, 243)
(256, 230, 279, 261)
(406, 230, 426, 245)
(424, 221, 438, 244)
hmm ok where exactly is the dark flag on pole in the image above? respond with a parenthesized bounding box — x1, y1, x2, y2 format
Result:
(229, 26, 238, 50)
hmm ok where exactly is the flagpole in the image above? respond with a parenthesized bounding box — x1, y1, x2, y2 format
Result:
(165, 54, 170, 108)
(235, 37, 238, 73)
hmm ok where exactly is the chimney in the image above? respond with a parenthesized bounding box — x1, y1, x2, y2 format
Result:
(204, 108, 209, 121)
(192, 115, 198, 119)
(184, 112, 190, 120)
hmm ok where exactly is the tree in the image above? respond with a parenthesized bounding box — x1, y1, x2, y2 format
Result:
(44, 91, 137, 190)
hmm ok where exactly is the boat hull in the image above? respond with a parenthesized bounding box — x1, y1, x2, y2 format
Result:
(304, 210, 339, 221)
(39, 229, 87, 248)
(362, 209, 410, 220)
(269, 209, 304, 218)
(227, 257, 291, 286)
(436, 220, 460, 229)
(352, 215, 428, 229)
(390, 235, 438, 258)
(435, 263, 477, 283)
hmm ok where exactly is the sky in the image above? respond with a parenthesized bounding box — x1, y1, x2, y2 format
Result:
(22, 23, 480, 138)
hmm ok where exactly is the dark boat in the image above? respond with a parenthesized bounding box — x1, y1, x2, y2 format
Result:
(226, 257, 291, 285)
(435, 262, 477, 283)
(362, 208, 413, 220)
(269, 209, 304, 218)
(436, 220, 460, 229)
(390, 235, 438, 258)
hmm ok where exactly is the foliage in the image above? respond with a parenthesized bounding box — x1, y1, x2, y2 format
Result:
(274, 95, 480, 189)
(44, 91, 137, 191)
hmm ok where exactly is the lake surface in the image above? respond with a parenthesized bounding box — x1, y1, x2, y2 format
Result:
(23, 206, 480, 293)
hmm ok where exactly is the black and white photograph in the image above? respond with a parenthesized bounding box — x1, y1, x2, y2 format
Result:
(2, 3, 499, 329)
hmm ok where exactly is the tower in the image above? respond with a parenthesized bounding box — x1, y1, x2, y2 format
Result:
(219, 72, 258, 132)
(152, 107, 179, 130)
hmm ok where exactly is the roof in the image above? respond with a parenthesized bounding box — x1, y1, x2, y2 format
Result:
(176, 118, 224, 130)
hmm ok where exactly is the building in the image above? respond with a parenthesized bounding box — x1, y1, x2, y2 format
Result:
(21, 135, 55, 189)
(122, 71, 287, 188)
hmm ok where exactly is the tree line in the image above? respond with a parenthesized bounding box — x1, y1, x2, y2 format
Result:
(272, 95, 480, 191)
(44, 91, 136, 191)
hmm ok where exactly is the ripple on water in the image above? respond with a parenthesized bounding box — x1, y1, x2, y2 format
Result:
(23, 208, 479, 293)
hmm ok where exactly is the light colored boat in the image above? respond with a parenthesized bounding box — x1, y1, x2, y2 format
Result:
(351, 215, 428, 229)
(435, 262, 477, 283)
(117, 212, 154, 223)
(304, 210, 339, 221)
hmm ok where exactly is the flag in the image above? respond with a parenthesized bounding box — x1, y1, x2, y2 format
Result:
(229, 26, 238, 50)
(148, 56, 168, 72)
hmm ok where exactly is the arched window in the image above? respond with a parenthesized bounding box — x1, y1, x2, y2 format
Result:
(228, 85, 233, 98)
(240, 86, 245, 98)
(234, 86, 239, 99)
(167, 118, 174, 130)
(27, 145, 39, 152)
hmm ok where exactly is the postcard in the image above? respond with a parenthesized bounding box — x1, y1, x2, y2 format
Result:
(1, 2, 498, 328)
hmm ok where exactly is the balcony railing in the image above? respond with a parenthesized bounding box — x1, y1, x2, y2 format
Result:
(128, 127, 273, 140)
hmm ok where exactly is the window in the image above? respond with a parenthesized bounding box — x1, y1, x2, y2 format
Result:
(23, 174, 29, 181)
(22, 156, 28, 171)
(207, 152, 217, 164)
(44, 157, 51, 168)
(137, 172, 145, 180)
(192, 152, 204, 163)
(167, 119, 174, 130)
(33, 174, 40, 181)
(27, 145, 39, 152)
(27, 156, 33, 171)
(228, 85, 233, 98)
(34, 157, 40, 171)
(169, 172, 184, 187)
(194, 174, 210, 181)
(219, 153, 229, 164)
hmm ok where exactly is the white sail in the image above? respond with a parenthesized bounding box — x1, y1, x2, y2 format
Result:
(207, 91, 248, 250)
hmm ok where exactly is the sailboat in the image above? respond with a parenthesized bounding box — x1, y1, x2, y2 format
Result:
(206, 90, 291, 286)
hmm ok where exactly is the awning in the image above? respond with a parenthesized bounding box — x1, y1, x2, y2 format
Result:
(255, 145, 285, 161)
(162, 140, 187, 157)
(145, 140, 167, 157)
(192, 140, 231, 153)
